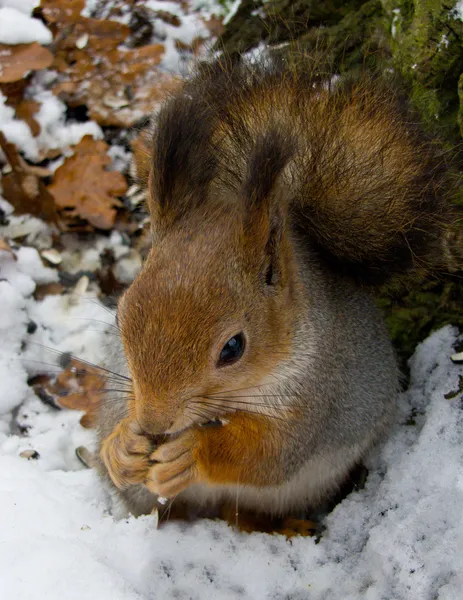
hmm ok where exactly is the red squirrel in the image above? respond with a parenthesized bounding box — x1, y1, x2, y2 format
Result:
(95, 57, 458, 526)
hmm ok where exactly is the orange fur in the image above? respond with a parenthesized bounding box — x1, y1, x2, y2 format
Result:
(193, 413, 286, 487)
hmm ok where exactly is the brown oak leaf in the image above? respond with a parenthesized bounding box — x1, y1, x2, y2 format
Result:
(0, 43, 53, 83)
(15, 100, 41, 136)
(0, 131, 60, 225)
(48, 135, 127, 230)
(39, 0, 86, 24)
(0, 238, 15, 257)
(32, 358, 106, 429)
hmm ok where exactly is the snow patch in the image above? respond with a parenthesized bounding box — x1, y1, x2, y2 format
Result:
(454, 0, 463, 20)
(0, 6, 52, 45)
(0, 91, 102, 162)
(0, 0, 39, 15)
(391, 7, 401, 38)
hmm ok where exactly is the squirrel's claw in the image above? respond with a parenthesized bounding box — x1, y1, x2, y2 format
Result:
(100, 418, 154, 490)
(145, 431, 199, 497)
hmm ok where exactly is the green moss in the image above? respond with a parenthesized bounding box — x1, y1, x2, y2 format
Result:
(377, 279, 463, 363)
(389, 0, 463, 140)
(459, 72, 463, 137)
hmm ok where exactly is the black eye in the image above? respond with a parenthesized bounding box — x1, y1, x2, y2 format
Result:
(217, 333, 246, 367)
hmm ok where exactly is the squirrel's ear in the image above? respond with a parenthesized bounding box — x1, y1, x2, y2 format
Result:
(243, 129, 293, 285)
(150, 95, 218, 223)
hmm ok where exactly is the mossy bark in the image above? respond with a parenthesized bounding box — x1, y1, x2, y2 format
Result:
(218, 0, 463, 139)
(217, 0, 463, 361)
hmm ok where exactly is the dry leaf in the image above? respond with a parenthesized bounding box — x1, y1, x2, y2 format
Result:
(39, 0, 86, 24)
(55, 358, 104, 429)
(0, 78, 29, 107)
(55, 359, 104, 412)
(32, 357, 106, 429)
(0, 238, 15, 257)
(48, 135, 127, 230)
(52, 41, 171, 127)
(154, 10, 181, 27)
(203, 15, 225, 37)
(0, 131, 60, 225)
(0, 43, 53, 83)
(34, 282, 65, 300)
(15, 100, 41, 136)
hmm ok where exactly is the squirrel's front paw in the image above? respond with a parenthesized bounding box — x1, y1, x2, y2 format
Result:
(145, 430, 199, 498)
(100, 418, 154, 490)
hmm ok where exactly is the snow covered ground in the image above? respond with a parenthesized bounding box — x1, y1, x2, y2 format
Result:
(0, 202, 462, 599)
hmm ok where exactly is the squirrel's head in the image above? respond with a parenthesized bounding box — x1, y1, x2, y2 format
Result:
(119, 95, 299, 435)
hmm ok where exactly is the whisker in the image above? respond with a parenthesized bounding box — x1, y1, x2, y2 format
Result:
(192, 401, 292, 425)
(25, 342, 132, 382)
(71, 295, 118, 319)
(159, 493, 180, 525)
(18, 359, 133, 386)
(57, 388, 134, 397)
(63, 317, 120, 333)
(205, 394, 299, 399)
(205, 381, 282, 397)
(199, 397, 298, 408)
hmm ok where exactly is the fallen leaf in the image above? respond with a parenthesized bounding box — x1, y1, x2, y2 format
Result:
(39, 0, 86, 24)
(96, 248, 125, 297)
(48, 135, 127, 230)
(52, 41, 171, 127)
(153, 10, 181, 27)
(55, 359, 104, 413)
(32, 357, 106, 429)
(33, 282, 65, 300)
(0, 78, 29, 107)
(0, 42, 53, 83)
(15, 100, 41, 136)
(0, 131, 60, 225)
(203, 14, 225, 37)
(0, 237, 15, 257)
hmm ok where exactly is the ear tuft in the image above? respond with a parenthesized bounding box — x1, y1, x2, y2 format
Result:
(243, 128, 294, 287)
(151, 95, 218, 219)
(244, 128, 294, 211)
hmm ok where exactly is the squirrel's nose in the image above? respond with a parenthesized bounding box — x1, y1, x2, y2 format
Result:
(136, 404, 174, 436)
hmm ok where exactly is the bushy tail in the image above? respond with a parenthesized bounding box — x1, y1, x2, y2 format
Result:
(288, 74, 460, 287)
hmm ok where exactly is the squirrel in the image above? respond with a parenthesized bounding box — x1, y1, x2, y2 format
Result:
(95, 56, 458, 526)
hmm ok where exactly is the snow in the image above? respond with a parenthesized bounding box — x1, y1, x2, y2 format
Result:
(0, 0, 39, 16)
(33, 91, 103, 156)
(0, 91, 102, 162)
(0, 206, 462, 598)
(149, 4, 209, 73)
(454, 0, 463, 20)
(0, 6, 52, 45)
(192, 0, 228, 18)
(0, 93, 34, 156)
(391, 8, 401, 38)
(223, 0, 242, 25)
